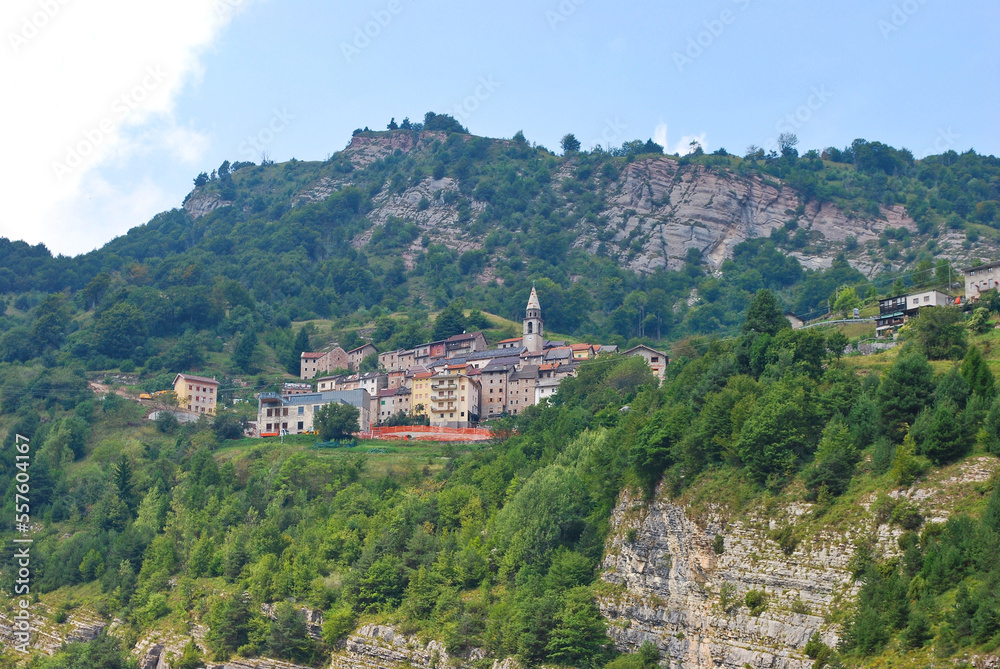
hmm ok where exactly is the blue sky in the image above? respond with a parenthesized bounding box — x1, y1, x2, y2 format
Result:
(2, 0, 998, 255)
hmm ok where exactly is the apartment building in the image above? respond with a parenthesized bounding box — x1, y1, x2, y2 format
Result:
(173, 374, 219, 415)
(257, 389, 370, 437)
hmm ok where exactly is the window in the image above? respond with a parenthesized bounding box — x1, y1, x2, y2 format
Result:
(283, 408, 288, 416)
(297, 422, 303, 430)
(266, 423, 272, 430)
(924, 296, 930, 302)
(651, 357, 659, 363)
(282, 422, 287, 429)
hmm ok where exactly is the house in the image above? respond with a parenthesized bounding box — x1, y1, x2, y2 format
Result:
(963, 262, 1000, 301)
(570, 343, 597, 361)
(173, 373, 219, 415)
(378, 349, 408, 372)
(257, 389, 371, 437)
(299, 347, 348, 379)
(445, 331, 488, 358)
(315, 374, 347, 392)
(785, 312, 805, 330)
(480, 357, 521, 417)
(623, 345, 669, 383)
(347, 343, 377, 371)
(876, 290, 954, 336)
(534, 378, 561, 404)
(281, 382, 313, 397)
(377, 387, 412, 422)
(410, 371, 434, 419)
(498, 337, 523, 350)
(508, 365, 539, 415)
(427, 372, 480, 428)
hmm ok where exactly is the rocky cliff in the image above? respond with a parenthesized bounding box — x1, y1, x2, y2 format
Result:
(181, 131, 999, 281)
(597, 456, 1000, 669)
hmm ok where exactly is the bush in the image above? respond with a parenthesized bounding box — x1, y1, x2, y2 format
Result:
(745, 589, 767, 616)
(712, 533, 725, 555)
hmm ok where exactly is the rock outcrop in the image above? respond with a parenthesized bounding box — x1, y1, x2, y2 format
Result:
(329, 624, 485, 669)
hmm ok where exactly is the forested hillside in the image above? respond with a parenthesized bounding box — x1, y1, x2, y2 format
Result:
(0, 114, 1000, 668)
(1, 290, 999, 668)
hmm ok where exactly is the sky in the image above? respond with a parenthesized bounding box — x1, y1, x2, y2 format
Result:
(1, 0, 998, 256)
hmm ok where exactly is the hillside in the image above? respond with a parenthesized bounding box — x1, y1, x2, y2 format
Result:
(1, 117, 1000, 669)
(1, 119, 999, 360)
(2, 293, 1000, 669)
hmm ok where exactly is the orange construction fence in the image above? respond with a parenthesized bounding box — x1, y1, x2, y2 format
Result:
(358, 425, 493, 442)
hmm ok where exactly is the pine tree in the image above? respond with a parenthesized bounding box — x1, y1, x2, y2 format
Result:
(233, 330, 258, 373)
(742, 289, 791, 336)
(876, 352, 934, 436)
(960, 345, 996, 400)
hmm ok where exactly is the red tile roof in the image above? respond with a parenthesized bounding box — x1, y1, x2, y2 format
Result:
(301, 352, 325, 359)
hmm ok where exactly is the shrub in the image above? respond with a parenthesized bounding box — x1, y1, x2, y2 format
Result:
(745, 589, 767, 616)
(712, 533, 725, 555)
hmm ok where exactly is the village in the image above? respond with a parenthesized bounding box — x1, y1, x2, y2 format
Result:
(158, 261, 999, 440)
(257, 287, 667, 437)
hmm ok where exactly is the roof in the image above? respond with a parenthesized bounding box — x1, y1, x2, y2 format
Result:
(446, 331, 483, 343)
(413, 372, 434, 379)
(527, 286, 541, 310)
(570, 343, 593, 351)
(598, 345, 619, 353)
(538, 363, 561, 371)
(482, 357, 522, 371)
(300, 352, 325, 359)
(962, 261, 1000, 272)
(623, 345, 668, 357)
(174, 373, 218, 386)
(545, 348, 573, 361)
(348, 343, 376, 355)
(466, 368, 482, 376)
(510, 366, 539, 380)
(469, 347, 525, 360)
(498, 337, 523, 344)
(259, 388, 369, 407)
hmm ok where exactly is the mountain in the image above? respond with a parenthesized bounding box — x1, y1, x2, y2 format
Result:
(2, 120, 999, 357)
(2, 118, 1000, 669)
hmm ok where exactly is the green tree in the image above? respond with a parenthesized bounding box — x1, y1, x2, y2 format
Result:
(287, 326, 311, 374)
(561, 133, 581, 154)
(920, 400, 966, 464)
(735, 379, 817, 485)
(432, 301, 467, 341)
(315, 402, 361, 440)
(233, 330, 258, 373)
(742, 289, 791, 336)
(173, 641, 205, 669)
(267, 602, 315, 664)
(960, 345, 996, 400)
(205, 593, 264, 660)
(876, 352, 934, 437)
(111, 454, 136, 512)
(832, 286, 861, 317)
(96, 301, 148, 358)
(544, 588, 611, 668)
(803, 415, 858, 500)
(907, 306, 967, 360)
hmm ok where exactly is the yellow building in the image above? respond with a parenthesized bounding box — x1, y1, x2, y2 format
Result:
(410, 372, 433, 418)
(173, 373, 219, 415)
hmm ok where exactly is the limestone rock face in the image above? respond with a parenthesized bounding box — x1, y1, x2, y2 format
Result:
(598, 491, 853, 669)
(184, 192, 232, 220)
(583, 158, 918, 276)
(329, 624, 485, 669)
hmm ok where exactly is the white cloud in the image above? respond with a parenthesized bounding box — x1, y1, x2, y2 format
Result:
(0, 0, 253, 255)
(673, 132, 707, 156)
(654, 123, 707, 156)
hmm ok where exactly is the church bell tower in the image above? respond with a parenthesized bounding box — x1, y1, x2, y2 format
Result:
(523, 286, 543, 353)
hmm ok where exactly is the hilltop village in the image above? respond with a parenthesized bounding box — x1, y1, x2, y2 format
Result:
(255, 288, 668, 436)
